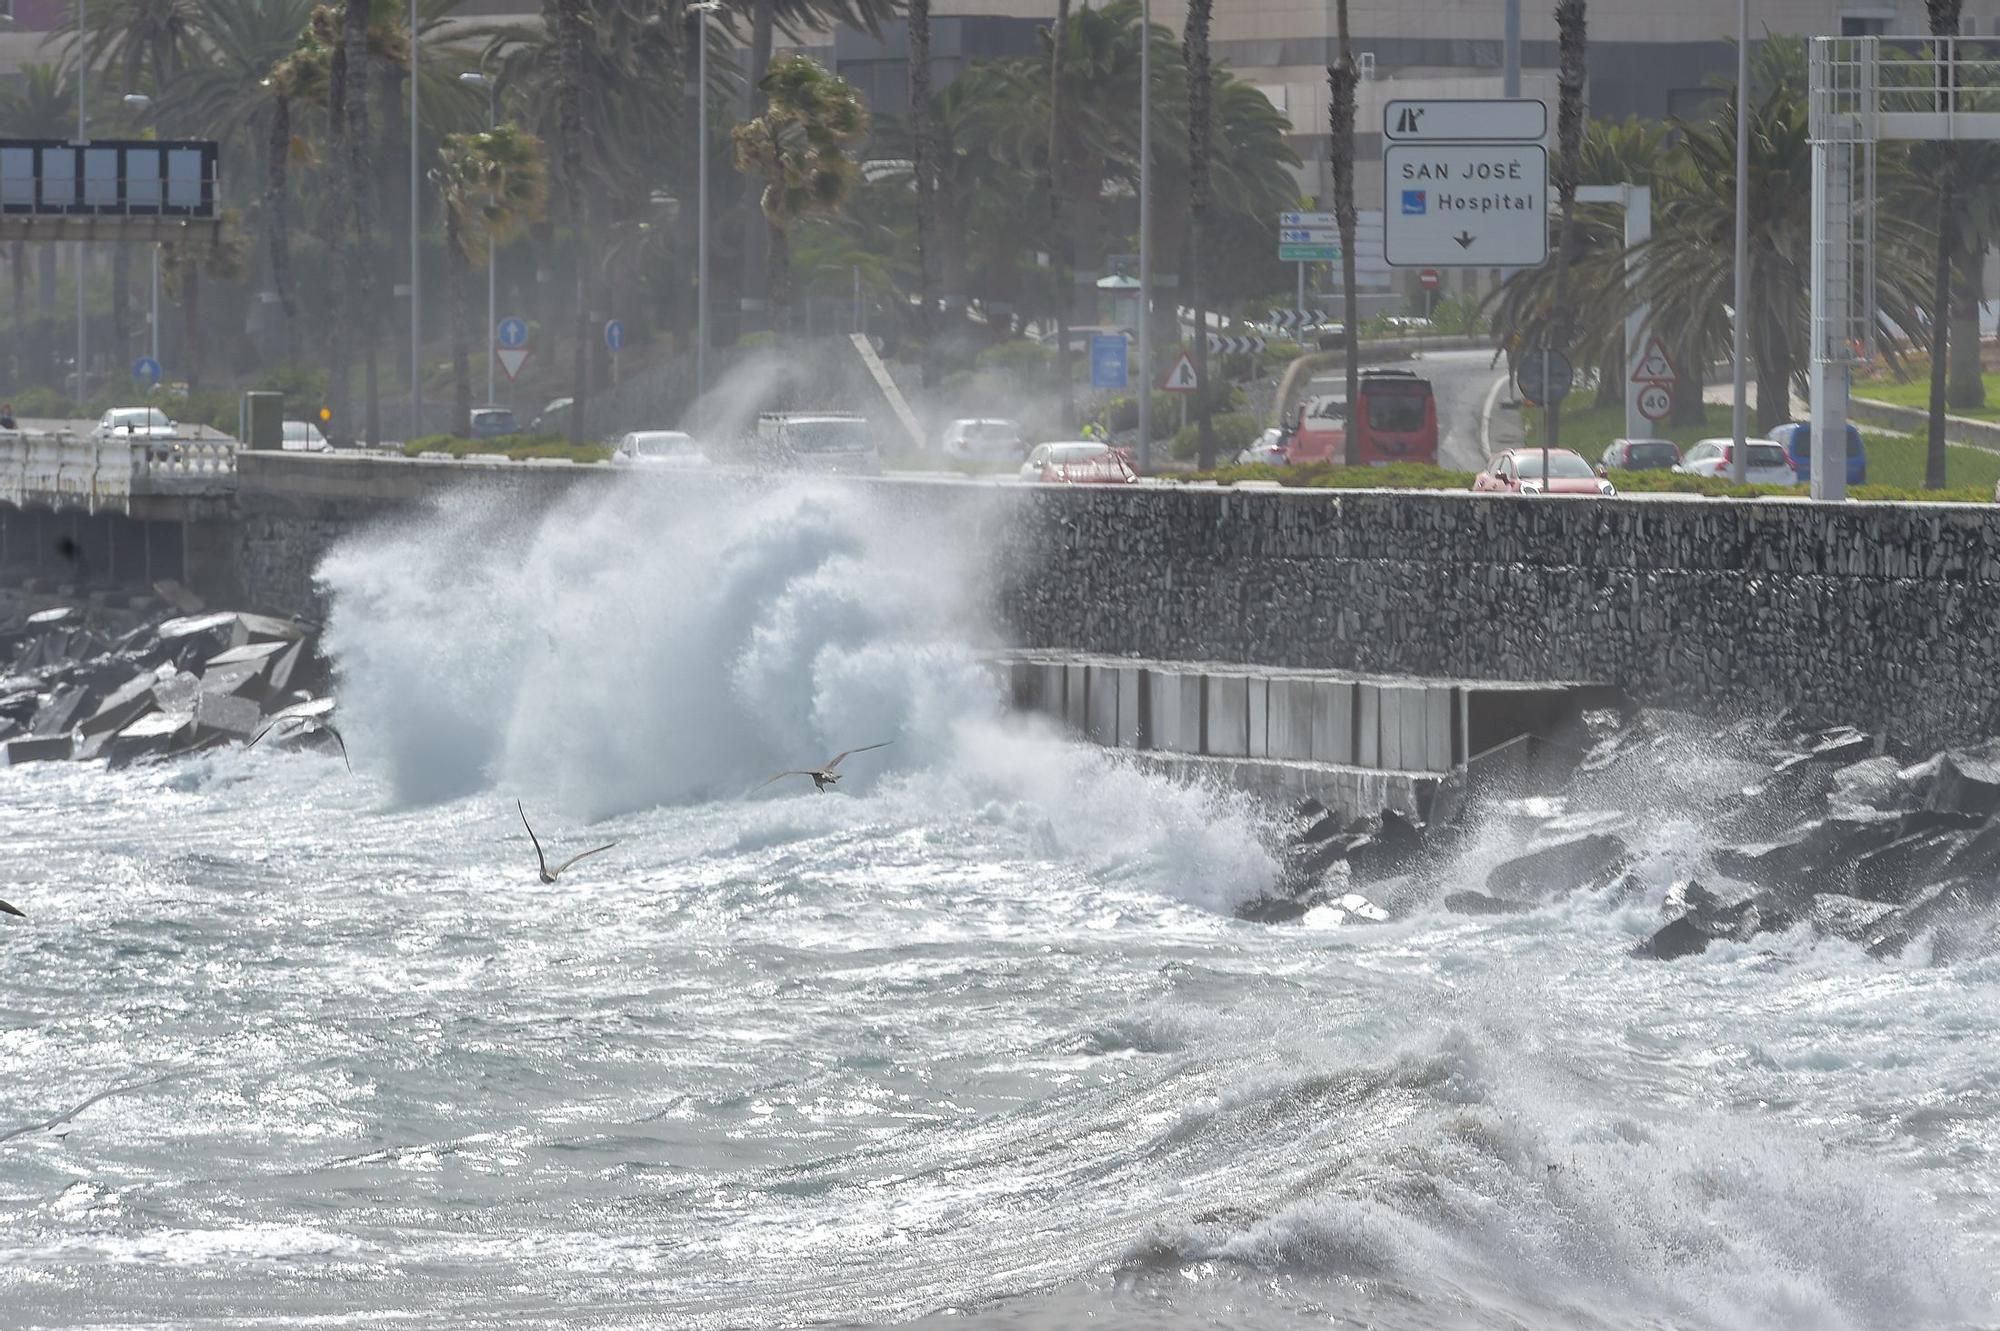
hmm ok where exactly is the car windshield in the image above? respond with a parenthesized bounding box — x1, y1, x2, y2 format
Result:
(1625, 442, 1679, 467)
(787, 420, 871, 452)
(964, 421, 1017, 441)
(1522, 451, 1595, 479)
(473, 410, 517, 428)
(110, 409, 167, 429)
(1306, 398, 1346, 422)
(1750, 443, 1789, 467)
(630, 434, 696, 456)
(1363, 389, 1427, 432)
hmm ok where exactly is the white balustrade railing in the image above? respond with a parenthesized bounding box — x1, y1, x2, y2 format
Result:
(0, 428, 237, 513)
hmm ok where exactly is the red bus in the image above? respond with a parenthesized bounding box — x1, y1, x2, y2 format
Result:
(1283, 370, 1438, 467)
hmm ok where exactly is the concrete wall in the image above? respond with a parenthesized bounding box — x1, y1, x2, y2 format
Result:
(236, 455, 2000, 749)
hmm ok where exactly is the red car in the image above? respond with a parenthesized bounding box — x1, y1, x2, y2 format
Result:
(1474, 448, 1617, 496)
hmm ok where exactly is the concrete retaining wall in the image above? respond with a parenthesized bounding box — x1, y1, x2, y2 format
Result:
(235, 454, 2000, 750)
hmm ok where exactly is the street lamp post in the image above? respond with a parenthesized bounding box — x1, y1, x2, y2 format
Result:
(693, 1, 721, 406)
(459, 71, 499, 406)
(122, 94, 160, 368)
(410, 0, 422, 435)
(1137, 0, 1152, 472)
(74, 0, 86, 408)
(1729, 0, 1751, 483)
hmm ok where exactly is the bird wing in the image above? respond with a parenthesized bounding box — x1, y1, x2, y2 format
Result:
(823, 740, 894, 773)
(517, 801, 550, 878)
(753, 771, 817, 792)
(317, 722, 353, 774)
(0, 898, 22, 919)
(553, 842, 618, 877)
(247, 715, 304, 750)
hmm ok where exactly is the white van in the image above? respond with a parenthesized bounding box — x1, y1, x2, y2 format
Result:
(757, 412, 879, 475)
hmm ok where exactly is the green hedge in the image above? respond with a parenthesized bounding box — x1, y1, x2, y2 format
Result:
(1170, 411, 1262, 461)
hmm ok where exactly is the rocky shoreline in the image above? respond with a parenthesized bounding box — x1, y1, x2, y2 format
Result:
(1256, 708, 2000, 961)
(1, 585, 339, 771)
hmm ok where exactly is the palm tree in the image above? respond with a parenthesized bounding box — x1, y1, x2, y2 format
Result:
(434, 124, 549, 434)
(1543, 0, 1587, 458)
(731, 53, 870, 333)
(161, 213, 250, 390)
(1183, 0, 1215, 467)
(1926, 0, 1965, 488)
(56, 0, 200, 101)
(1328, 0, 1359, 464)
(909, 0, 937, 387)
(547, 0, 589, 442)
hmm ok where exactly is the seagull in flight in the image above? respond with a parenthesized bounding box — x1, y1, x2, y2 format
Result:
(249, 715, 350, 773)
(756, 741, 894, 794)
(0, 898, 22, 919)
(517, 801, 617, 884)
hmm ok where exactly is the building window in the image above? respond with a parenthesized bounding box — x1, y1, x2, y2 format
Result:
(1840, 16, 1890, 35)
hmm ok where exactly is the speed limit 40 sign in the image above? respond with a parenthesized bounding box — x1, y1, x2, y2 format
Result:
(1637, 382, 1673, 421)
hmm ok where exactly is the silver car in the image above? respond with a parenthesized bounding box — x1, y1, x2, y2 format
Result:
(1674, 437, 1797, 486)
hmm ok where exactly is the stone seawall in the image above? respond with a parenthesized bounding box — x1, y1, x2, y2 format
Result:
(236, 454, 2000, 749)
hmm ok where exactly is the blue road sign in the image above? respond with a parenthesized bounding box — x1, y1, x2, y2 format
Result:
(497, 316, 529, 349)
(604, 319, 625, 353)
(1090, 333, 1128, 389)
(133, 357, 161, 387)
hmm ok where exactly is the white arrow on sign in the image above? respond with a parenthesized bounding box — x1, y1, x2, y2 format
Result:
(497, 345, 532, 381)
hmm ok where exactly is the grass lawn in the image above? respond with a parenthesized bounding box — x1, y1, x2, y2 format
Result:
(1524, 400, 2000, 493)
(1851, 361, 2000, 422)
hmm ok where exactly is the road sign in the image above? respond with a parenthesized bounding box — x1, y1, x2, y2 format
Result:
(1383, 143, 1548, 267)
(1419, 269, 1441, 290)
(1090, 333, 1129, 389)
(1384, 98, 1548, 143)
(1161, 352, 1199, 393)
(1279, 242, 1342, 262)
(1630, 334, 1677, 383)
(1281, 211, 1337, 228)
(1637, 382, 1673, 421)
(1280, 227, 1339, 244)
(497, 316, 528, 348)
(1207, 334, 1266, 356)
(604, 319, 624, 354)
(1267, 309, 1317, 330)
(497, 345, 532, 381)
(133, 356, 161, 387)
(1516, 348, 1573, 406)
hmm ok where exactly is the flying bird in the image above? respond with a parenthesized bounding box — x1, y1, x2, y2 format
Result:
(249, 715, 350, 773)
(517, 801, 617, 884)
(0, 898, 22, 919)
(756, 740, 894, 794)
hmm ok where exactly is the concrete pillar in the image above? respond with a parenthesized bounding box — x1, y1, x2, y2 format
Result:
(1148, 669, 1182, 752)
(1425, 686, 1454, 773)
(1064, 663, 1089, 734)
(1357, 684, 1381, 767)
(1087, 665, 1119, 745)
(1040, 661, 1067, 725)
(1117, 666, 1141, 749)
(1206, 675, 1249, 757)
(1310, 680, 1354, 764)
(1247, 677, 1269, 758)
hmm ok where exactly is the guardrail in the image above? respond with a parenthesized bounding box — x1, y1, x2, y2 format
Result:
(0, 428, 237, 513)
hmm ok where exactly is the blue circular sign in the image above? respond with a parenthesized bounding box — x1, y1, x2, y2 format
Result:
(133, 357, 162, 387)
(497, 317, 529, 349)
(604, 319, 625, 353)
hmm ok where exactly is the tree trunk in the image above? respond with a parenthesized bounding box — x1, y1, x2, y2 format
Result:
(553, 0, 590, 442)
(910, 0, 937, 391)
(1927, 0, 1963, 488)
(1594, 345, 1620, 410)
(766, 219, 791, 333)
(1756, 301, 1790, 434)
(1184, 0, 1215, 468)
(1329, 1, 1359, 465)
(265, 93, 299, 362)
(112, 245, 130, 372)
(326, 44, 352, 444)
(1048, 0, 1073, 428)
(741, 0, 777, 330)
(449, 213, 471, 437)
(344, 0, 381, 446)
(1544, 0, 1588, 473)
(1670, 336, 1706, 427)
(1949, 229, 1985, 411)
(182, 268, 202, 391)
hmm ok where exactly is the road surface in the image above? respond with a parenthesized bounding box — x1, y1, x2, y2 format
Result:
(1308, 346, 1509, 473)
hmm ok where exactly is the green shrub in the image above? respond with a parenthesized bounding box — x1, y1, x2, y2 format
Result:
(1170, 411, 1262, 461)
(1101, 390, 1179, 439)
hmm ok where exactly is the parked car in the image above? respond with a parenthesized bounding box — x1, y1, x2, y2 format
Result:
(281, 419, 330, 452)
(1474, 448, 1617, 496)
(1283, 395, 1347, 464)
(1675, 437, 1798, 486)
(757, 412, 880, 474)
(615, 430, 707, 466)
(1599, 438, 1682, 471)
(1236, 427, 1288, 466)
(1018, 441, 1138, 484)
(470, 407, 521, 439)
(91, 406, 177, 440)
(1769, 421, 1866, 486)
(939, 417, 1026, 462)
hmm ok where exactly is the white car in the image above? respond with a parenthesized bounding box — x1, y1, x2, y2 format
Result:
(616, 430, 708, 466)
(1675, 437, 1798, 487)
(282, 420, 330, 452)
(757, 412, 880, 475)
(939, 418, 1025, 462)
(1236, 427, 1288, 466)
(92, 406, 177, 440)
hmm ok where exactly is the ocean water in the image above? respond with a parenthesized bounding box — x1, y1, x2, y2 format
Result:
(1, 479, 1995, 1331)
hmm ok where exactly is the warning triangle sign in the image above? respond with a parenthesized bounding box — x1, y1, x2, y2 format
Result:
(1630, 335, 1677, 384)
(1161, 352, 1199, 393)
(496, 345, 532, 381)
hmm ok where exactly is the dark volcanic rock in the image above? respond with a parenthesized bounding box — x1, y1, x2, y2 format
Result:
(4, 734, 73, 765)
(1716, 756, 1839, 841)
(1634, 880, 1766, 960)
(1445, 891, 1533, 916)
(1850, 828, 1979, 905)
(1925, 741, 2000, 818)
(1809, 894, 1902, 948)
(1487, 833, 1628, 901)
(30, 684, 96, 737)
(80, 672, 159, 738)
(1346, 811, 1427, 884)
